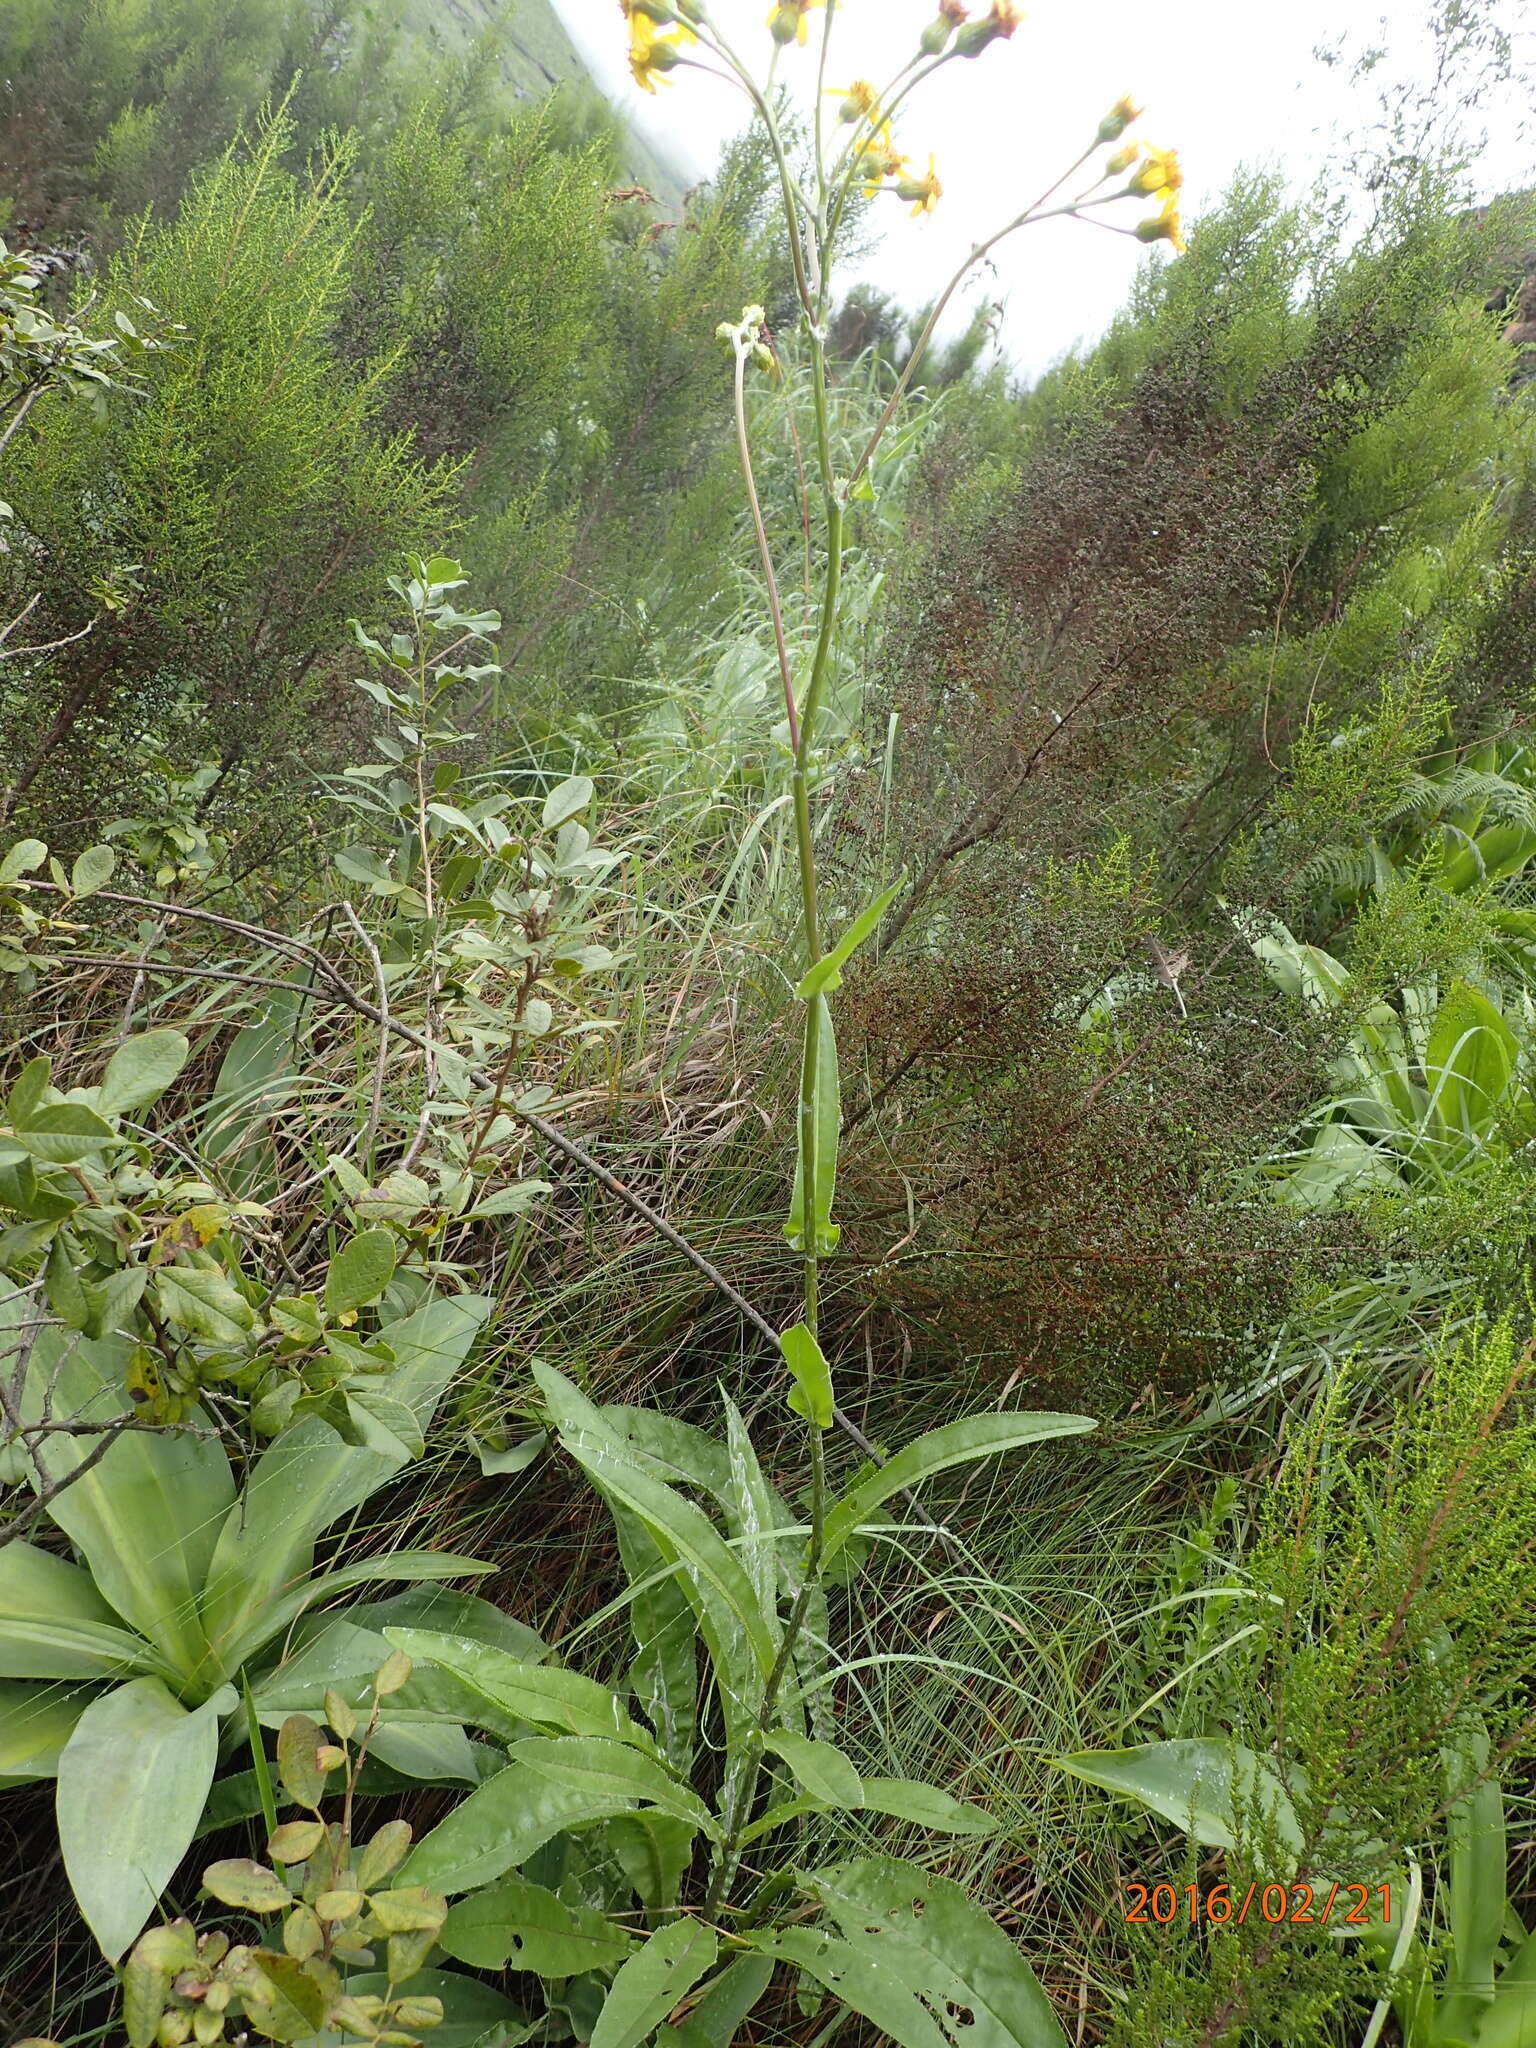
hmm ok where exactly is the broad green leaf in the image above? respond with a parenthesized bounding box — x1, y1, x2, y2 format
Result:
(153, 1264, 256, 1345)
(334, 844, 395, 889)
(752, 1927, 947, 2048)
(69, 844, 116, 899)
(542, 775, 594, 829)
(795, 875, 906, 998)
(20, 1326, 232, 1677)
(7, 1055, 51, 1125)
(13, 1101, 118, 1163)
(252, 1617, 520, 1743)
(537, 1364, 776, 1683)
(344, 1387, 426, 1461)
(607, 1811, 696, 1913)
(0, 1542, 163, 1679)
(96, 1030, 190, 1116)
(1468, 1926, 1536, 2047)
(510, 1734, 716, 1835)
(200, 1296, 487, 1660)
(0, 837, 46, 884)
(591, 1918, 718, 2048)
(784, 995, 841, 1254)
(1424, 980, 1519, 1141)
(766, 1730, 862, 1806)
(780, 1322, 834, 1429)
(787, 1854, 1071, 2048)
(399, 1762, 648, 1893)
(383, 1627, 651, 1746)
(0, 1612, 159, 1682)
(0, 1679, 93, 1779)
(439, 1877, 634, 1974)
(57, 1678, 236, 1960)
(325, 1230, 397, 1316)
(368, 1719, 482, 1782)
(823, 1411, 1096, 1562)
(1053, 1739, 1305, 1862)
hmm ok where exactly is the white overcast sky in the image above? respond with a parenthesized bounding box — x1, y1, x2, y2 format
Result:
(555, 0, 1532, 379)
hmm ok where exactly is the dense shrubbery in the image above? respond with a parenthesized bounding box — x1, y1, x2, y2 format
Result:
(4, 2, 1536, 2044)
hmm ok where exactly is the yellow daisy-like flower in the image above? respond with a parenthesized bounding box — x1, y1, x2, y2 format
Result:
(628, 14, 691, 91)
(828, 79, 882, 124)
(1135, 191, 1186, 253)
(858, 123, 909, 197)
(768, 0, 823, 46)
(1129, 147, 1182, 202)
(896, 153, 943, 218)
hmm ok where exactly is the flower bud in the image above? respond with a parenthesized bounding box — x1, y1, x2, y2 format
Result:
(954, 1, 1022, 55)
(1105, 142, 1139, 176)
(1097, 96, 1142, 142)
(919, 1, 968, 52)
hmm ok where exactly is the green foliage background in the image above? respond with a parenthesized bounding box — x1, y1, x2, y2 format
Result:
(3, 1, 1536, 2043)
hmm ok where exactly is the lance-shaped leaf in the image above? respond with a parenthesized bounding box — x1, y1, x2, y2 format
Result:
(0, 1679, 94, 1781)
(57, 1678, 237, 1961)
(784, 996, 840, 1254)
(399, 1762, 650, 1895)
(591, 1918, 718, 2048)
(510, 1734, 717, 1836)
(385, 1626, 652, 1748)
(796, 875, 906, 999)
(0, 1539, 164, 1680)
(822, 1411, 1096, 1563)
(780, 1323, 834, 1430)
(537, 1364, 776, 1682)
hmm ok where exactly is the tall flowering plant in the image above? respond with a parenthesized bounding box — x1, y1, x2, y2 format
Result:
(622, 0, 1183, 1646)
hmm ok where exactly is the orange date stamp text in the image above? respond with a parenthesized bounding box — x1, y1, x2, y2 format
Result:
(1124, 1881, 1390, 1928)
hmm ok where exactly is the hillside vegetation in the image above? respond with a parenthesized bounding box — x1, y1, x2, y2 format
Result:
(2, 4, 1536, 2046)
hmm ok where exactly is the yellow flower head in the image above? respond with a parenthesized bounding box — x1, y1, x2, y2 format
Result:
(829, 79, 882, 124)
(1097, 95, 1143, 142)
(768, 0, 823, 45)
(1129, 147, 1182, 201)
(858, 122, 909, 196)
(896, 153, 943, 218)
(628, 14, 691, 91)
(1135, 191, 1186, 253)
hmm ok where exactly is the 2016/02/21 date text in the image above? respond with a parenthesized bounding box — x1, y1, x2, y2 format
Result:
(1125, 1882, 1391, 1927)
